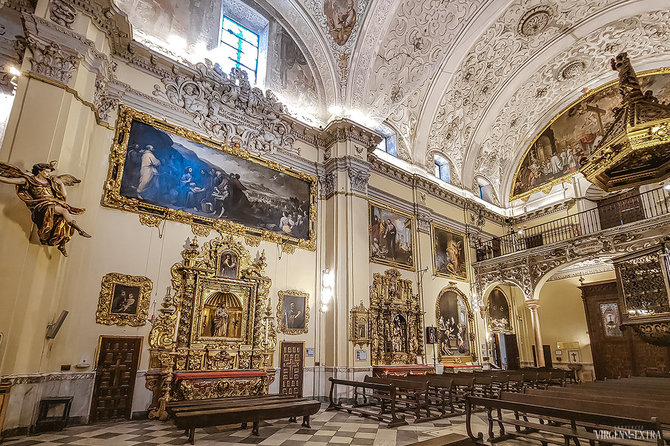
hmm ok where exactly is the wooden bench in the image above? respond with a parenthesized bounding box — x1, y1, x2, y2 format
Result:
(171, 396, 320, 444)
(465, 394, 665, 446)
(327, 376, 407, 427)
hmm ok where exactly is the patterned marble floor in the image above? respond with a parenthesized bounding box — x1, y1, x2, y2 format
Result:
(2, 403, 498, 446)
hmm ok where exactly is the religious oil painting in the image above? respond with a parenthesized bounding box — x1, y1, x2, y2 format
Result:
(277, 290, 310, 335)
(324, 0, 357, 45)
(369, 202, 415, 270)
(217, 251, 239, 279)
(436, 288, 473, 362)
(600, 303, 623, 337)
(488, 287, 512, 333)
(96, 273, 152, 327)
(511, 69, 670, 201)
(104, 107, 317, 250)
(432, 224, 468, 281)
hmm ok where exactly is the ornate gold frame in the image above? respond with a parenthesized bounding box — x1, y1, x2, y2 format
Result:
(431, 222, 468, 281)
(509, 67, 670, 202)
(276, 290, 310, 335)
(103, 106, 318, 250)
(95, 273, 153, 327)
(368, 201, 416, 271)
(349, 301, 370, 346)
(486, 287, 513, 334)
(435, 285, 476, 364)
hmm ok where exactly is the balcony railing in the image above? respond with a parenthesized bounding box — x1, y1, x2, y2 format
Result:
(475, 186, 670, 262)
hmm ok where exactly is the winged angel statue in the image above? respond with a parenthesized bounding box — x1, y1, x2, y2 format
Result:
(0, 161, 91, 256)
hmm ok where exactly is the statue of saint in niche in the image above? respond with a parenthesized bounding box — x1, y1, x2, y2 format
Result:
(213, 305, 229, 337)
(391, 314, 407, 353)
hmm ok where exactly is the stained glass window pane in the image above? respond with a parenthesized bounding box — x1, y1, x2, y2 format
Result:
(220, 16, 259, 83)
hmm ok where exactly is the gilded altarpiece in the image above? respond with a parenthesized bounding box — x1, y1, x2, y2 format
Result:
(146, 235, 276, 420)
(369, 270, 424, 365)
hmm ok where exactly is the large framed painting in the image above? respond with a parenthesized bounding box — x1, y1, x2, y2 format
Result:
(369, 202, 415, 270)
(487, 287, 512, 333)
(277, 290, 310, 335)
(103, 106, 317, 250)
(96, 273, 152, 327)
(436, 286, 475, 364)
(511, 68, 670, 201)
(431, 223, 468, 281)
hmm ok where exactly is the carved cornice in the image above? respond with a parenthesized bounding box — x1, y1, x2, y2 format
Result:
(320, 118, 381, 155)
(511, 199, 576, 226)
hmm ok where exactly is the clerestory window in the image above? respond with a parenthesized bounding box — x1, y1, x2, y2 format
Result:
(220, 16, 260, 83)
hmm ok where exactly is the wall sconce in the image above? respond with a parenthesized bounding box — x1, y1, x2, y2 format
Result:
(321, 268, 334, 312)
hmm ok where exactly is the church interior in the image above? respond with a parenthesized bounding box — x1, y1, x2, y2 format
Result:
(1, 0, 670, 445)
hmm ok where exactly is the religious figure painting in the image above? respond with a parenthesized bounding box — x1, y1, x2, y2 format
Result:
(487, 287, 512, 333)
(95, 273, 152, 327)
(436, 289, 472, 361)
(369, 203, 414, 270)
(511, 69, 670, 201)
(599, 303, 623, 337)
(432, 224, 468, 281)
(324, 0, 357, 46)
(104, 107, 317, 250)
(0, 160, 91, 257)
(277, 290, 309, 335)
(217, 251, 239, 279)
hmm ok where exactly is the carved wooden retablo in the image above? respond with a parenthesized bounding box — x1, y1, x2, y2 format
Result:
(146, 234, 276, 420)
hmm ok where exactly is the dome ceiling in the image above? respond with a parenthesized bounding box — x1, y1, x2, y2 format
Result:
(114, 0, 670, 206)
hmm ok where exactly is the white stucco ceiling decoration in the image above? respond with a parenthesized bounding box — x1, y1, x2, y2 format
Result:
(477, 8, 670, 202)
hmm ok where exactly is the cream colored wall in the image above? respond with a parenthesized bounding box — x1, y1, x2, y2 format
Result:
(536, 271, 616, 372)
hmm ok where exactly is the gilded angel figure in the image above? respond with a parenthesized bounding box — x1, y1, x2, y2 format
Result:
(0, 160, 91, 256)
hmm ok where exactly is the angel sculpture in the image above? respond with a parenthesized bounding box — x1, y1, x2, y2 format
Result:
(0, 160, 91, 257)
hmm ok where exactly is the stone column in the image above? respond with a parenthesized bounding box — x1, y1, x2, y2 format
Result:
(526, 299, 545, 367)
(318, 119, 379, 384)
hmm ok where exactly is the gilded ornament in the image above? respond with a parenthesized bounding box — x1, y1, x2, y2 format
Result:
(95, 273, 153, 327)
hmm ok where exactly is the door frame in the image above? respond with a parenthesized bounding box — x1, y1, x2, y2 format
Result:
(89, 336, 143, 423)
(279, 341, 305, 397)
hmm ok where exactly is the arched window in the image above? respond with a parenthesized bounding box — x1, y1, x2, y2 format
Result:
(376, 123, 397, 157)
(217, 0, 269, 86)
(433, 154, 451, 183)
(475, 177, 497, 205)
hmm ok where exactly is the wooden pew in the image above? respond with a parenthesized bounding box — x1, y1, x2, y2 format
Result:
(465, 394, 665, 446)
(172, 396, 320, 444)
(327, 376, 407, 427)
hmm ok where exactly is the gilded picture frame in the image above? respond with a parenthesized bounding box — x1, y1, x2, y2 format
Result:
(103, 106, 318, 251)
(435, 285, 476, 364)
(95, 273, 153, 327)
(431, 223, 468, 281)
(369, 201, 415, 271)
(349, 301, 370, 346)
(277, 290, 310, 335)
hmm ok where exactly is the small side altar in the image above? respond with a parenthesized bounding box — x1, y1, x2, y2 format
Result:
(373, 365, 435, 377)
(146, 235, 277, 419)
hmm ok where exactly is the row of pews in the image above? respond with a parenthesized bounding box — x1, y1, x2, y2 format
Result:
(326, 367, 574, 427)
(467, 376, 668, 445)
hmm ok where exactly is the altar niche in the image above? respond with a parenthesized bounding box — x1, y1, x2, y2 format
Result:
(146, 235, 276, 420)
(369, 269, 424, 365)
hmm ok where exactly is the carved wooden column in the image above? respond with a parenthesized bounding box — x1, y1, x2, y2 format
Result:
(526, 299, 545, 367)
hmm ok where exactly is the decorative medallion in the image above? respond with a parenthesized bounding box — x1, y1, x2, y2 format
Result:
(558, 60, 587, 81)
(324, 0, 358, 46)
(518, 8, 551, 37)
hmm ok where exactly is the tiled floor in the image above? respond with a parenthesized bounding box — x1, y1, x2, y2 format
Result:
(3, 403, 494, 446)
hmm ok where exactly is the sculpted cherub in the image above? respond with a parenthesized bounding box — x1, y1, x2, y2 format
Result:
(0, 160, 91, 256)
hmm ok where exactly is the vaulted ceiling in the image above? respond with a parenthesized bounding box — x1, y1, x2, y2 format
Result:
(114, 0, 670, 206)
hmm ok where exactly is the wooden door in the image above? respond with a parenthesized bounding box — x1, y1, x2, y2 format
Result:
(90, 337, 142, 423)
(503, 334, 520, 370)
(279, 342, 304, 397)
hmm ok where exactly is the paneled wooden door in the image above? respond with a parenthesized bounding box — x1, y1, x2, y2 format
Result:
(279, 342, 304, 397)
(90, 336, 142, 422)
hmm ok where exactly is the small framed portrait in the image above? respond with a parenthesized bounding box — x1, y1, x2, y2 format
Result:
(426, 326, 437, 345)
(96, 273, 152, 326)
(277, 290, 310, 335)
(217, 251, 239, 279)
(349, 302, 370, 346)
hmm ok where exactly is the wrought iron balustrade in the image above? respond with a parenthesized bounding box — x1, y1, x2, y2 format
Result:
(475, 186, 670, 262)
